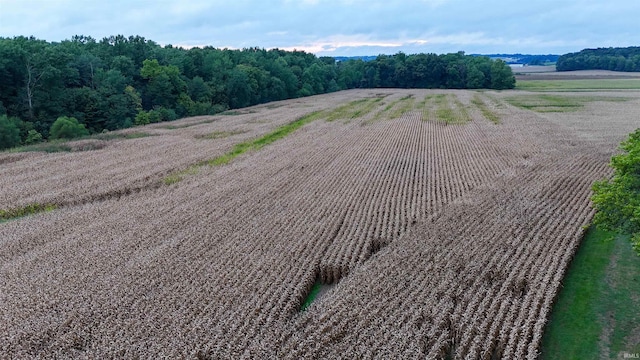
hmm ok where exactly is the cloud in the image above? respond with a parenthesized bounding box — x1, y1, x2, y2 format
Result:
(1, 0, 639, 55)
(278, 34, 404, 53)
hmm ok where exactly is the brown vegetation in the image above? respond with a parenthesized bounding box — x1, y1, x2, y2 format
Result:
(1, 88, 638, 358)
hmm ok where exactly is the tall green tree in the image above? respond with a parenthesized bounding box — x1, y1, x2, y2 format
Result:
(140, 59, 188, 110)
(49, 116, 89, 139)
(592, 129, 640, 254)
(188, 76, 212, 103)
(65, 87, 102, 131)
(0, 114, 21, 149)
(301, 63, 326, 94)
(226, 67, 253, 108)
(266, 57, 299, 98)
(466, 65, 486, 89)
(490, 60, 515, 90)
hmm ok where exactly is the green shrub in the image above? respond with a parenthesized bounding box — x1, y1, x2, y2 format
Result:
(155, 107, 177, 122)
(135, 108, 178, 126)
(147, 110, 162, 123)
(49, 116, 89, 140)
(135, 111, 150, 126)
(25, 129, 43, 144)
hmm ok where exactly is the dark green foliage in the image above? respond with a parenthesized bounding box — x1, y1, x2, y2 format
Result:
(490, 60, 516, 90)
(339, 52, 513, 90)
(134, 107, 177, 126)
(5, 116, 35, 144)
(49, 116, 89, 139)
(134, 111, 151, 126)
(592, 128, 640, 253)
(0, 35, 515, 149)
(141, 59, 187, 109)
(466, 65, 486, 89)
(0, 115, 21, 149)
(188, 76, 211, 103)
(557, 46, 640, 72)
(25, 129, 43, 144)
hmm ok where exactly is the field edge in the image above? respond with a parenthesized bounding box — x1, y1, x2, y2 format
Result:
(540, 227, 640, 359)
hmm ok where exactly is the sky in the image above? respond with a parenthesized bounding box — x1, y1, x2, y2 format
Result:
(1, 0, 639, 56)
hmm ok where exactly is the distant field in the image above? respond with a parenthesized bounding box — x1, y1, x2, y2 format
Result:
(512, 65, 557, 74)
(516, 78, 640, 91)
(505, 94, 629, 112)
(517, 69, 640, 77)
(1, 87, 639, 358)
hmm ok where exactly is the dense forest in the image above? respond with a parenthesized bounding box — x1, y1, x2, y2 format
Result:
(0, 35, 515, 148)
(556, 46, 640, 72)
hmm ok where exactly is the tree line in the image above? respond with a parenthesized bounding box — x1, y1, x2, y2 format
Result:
(556, 46, 640, 72)
(475, 54, 559, 65)
(0, 35, 515, 148)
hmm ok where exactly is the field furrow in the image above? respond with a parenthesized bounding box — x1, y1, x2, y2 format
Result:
(1, 88, 638, 358)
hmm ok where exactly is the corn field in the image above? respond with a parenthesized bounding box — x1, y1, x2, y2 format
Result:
(1, 89, 637, 358)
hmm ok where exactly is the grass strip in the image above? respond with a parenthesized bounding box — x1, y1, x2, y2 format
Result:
(389, 95, 415, 119)
(0, 203, 58, 222)
(6, 132, 153, 153)
(373, 99, 401, 121)
(300, 281, 323, 311)
(541, 227, 640, 359)
(164, 111, 324, 184)
(434, 94, 469, 124)
(369, 95, 414, 123)
(436, 105, 455, 123)
(419, 94, 436, 122)
(471, 94, 500, 124)
(516, 79, 640, 92)
(505, 94, 629, 113)
(452, 96, 472, 124)
(326, 97, 384, 122)
(505, 94, 583, 112)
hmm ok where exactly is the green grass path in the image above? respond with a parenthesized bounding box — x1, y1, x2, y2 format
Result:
(541, 227, 640, 359)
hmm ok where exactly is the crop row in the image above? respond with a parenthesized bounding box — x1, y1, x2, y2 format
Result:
(0, 88, 617, 358)
(0, 90, 494, 216)
(0, 91, 363, 212)
(270, 148, 611, 359)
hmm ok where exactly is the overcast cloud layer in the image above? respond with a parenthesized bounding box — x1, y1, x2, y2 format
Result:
(1, 0, 638, 55)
